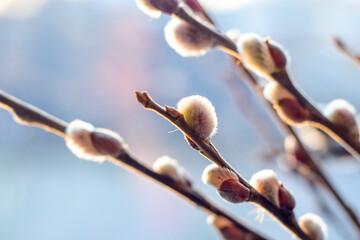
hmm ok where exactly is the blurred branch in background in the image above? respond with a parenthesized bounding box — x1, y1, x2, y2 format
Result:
(223, 72, 282, 156)
(334, 37, 360, 68)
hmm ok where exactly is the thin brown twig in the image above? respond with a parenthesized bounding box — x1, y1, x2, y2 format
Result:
(334, 37, 360, 68)
(0, 89, 269, 240)
(135, 91, 310, 240)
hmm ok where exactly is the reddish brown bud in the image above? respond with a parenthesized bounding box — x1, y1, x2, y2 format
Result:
(265, 39, 287, 69)
(278, 184, 295, 210)
(276, 98, 310, 124)
(90, 130, 124, 157)
(149, 0, 178, 14)
(219, 226, 247, 240)
(218, 179, 250, 203)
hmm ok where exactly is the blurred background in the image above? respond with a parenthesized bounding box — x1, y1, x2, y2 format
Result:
(0, 0, 360, 239)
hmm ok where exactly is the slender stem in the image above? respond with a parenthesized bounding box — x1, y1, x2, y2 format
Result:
(0, 90, 67, 136)
(0, 90, 268, 240)
(334, 37, 360, 68)
(135, 91, 310, 240)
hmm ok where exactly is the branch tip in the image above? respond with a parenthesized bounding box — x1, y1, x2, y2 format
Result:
(334, 37, 344, 48)
(135, 91, 150, 108)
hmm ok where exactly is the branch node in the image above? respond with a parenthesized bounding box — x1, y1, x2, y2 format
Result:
(165, 105, 182, 119)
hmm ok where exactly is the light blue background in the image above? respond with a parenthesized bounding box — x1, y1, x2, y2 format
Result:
(0, 0, 360, 239)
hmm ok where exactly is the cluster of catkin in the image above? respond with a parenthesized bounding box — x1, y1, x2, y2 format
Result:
(1, 0, 359, 239)
(131, 0, 360, 239)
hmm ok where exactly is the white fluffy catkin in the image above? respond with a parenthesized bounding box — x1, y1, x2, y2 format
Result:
(164, 17, 214, 57)
(238, 33, 276, 77)
(324, 99, 359, 140)
(324, 99, 356, 117)
(202, 164, 238, 189)
(65, 120, 123, 162)
(153, 156, 190, 186)
(299, 213, 327, 240)
(263, 81, 295, 104)
(237, 33, 287, 78)
(250, 169, 281, 207)
(177, 95, 218, 139)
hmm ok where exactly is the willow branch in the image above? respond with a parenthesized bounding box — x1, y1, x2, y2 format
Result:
(0, 89, 268, 240)
(0, 91, 67, 136)
(135, 91, 310, 240)
(168, 3, 360, 160)
(334, 37, 360, 68)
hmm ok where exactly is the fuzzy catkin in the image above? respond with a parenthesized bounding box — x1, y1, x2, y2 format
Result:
(164, 17, 214, 57)
(250, 169, 281, 207)
(263, 81, 295, 104)
(237, 33, 288, 78)
(65, 120, 107, 162)
(65, 120, 124, 162)
(299, 213, 327, 240)
(202, 164, 237, 188)
(153, 156, 190, 187)
(177, 95, 218, 139)
(324, 99, 359, 140)
(238, 33, 277, 77)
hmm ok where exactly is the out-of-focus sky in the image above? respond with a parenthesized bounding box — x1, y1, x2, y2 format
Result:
(0, 0, 360, 239)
